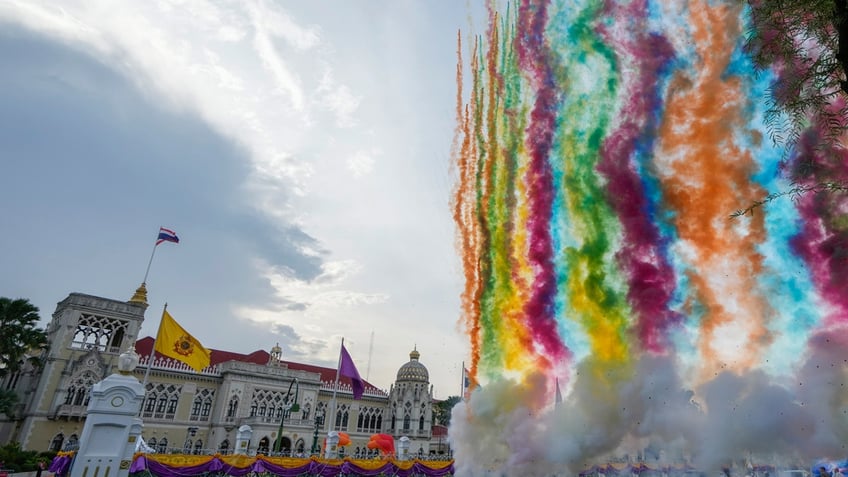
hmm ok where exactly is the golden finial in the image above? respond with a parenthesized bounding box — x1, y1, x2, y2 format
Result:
(128, 282, 149, 308)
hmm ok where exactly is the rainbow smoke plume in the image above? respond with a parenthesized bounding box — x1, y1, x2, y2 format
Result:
(450, 1, 848, 476)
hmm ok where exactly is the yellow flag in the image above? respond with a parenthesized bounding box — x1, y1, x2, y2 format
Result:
(154, 310, 211, 372)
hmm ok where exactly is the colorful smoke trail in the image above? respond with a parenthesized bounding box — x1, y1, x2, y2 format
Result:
(451, 1, 848, 474)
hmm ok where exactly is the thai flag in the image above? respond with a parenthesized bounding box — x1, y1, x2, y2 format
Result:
(155, 227, 180, 246)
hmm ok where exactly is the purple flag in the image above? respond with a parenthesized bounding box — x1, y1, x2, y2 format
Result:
(339, 343, 364, 400)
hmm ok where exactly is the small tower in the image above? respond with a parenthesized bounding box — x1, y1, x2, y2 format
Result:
(268, 343, 283, 366)
(12, 287, 147, 449)
(388, 346, 433, 450)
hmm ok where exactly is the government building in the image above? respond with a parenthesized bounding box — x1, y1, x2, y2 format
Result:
(0, 285, 450, 458)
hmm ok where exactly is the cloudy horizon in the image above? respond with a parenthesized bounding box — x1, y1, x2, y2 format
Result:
(0, 0, 486, 397)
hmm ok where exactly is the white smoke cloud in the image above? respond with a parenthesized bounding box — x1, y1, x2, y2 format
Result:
(450, 335, 848, 477)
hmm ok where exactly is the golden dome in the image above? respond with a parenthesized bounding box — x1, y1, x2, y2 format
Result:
(397, 346, 428, 382)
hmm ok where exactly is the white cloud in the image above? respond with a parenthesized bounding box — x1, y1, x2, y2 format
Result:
(347, 149, 379, 177)
(0, 0, 471, 396)
(233, 259, 389, 362)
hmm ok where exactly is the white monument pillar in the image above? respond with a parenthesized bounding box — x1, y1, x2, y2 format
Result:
(398, 436, 410, 461)
(70, 349, 144, 477)
(235, 425, 253, 455)
(324, 431, 339, 459)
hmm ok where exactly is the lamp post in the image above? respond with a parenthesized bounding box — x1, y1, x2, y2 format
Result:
(310, 409, 325, 456)
(274, 378, 299, 454)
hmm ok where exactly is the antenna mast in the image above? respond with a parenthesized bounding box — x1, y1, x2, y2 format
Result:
(366, 330, 375, 380)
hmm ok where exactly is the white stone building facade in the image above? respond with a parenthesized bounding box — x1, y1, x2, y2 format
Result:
(0, 286, 449, 458)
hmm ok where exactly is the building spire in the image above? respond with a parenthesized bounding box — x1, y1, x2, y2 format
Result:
(128, 282, 149, 309)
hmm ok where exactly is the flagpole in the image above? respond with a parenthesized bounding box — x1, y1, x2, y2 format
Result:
(141, 303, 167, 391)
(460, 361, 465, 399)
(326, 337, 344, 433)
(142, 233, 160, 285)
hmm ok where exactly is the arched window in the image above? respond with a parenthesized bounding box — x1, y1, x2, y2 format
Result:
(403, 414, 411, 431)
(219, 439, 230, 455)
(167, 396, 178, 414)
(419, 414, 425, 430)
(191, 397, 202, 416)
(157, 438, 168, 453)
(148, 437, 158, 449)
(227, 396, 239, 417)
(66, 371, 98, 407)
(73, 387, 86, 405)
(193, 440, 203, 455)
(49, 434, 64, 452)
(145, 393, 157, 412)
(257, 437, 270, 455)
(334, 404, 349, 430)
(66, 435, 79, 451)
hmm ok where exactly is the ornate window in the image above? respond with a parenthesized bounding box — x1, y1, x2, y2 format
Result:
(419, 403, 427, 430)
(49, 434, 64, 452)
(226, 396, 239, 418)
(250, 388, 292, 420)
(167, 396, 178, 414)
(301, 402, 311, 420)
(403, 402, 412, 431)
(219, 439, 230, 454)
(191, 388, 215, 421)
(356, 407, 383, 433)
(157, 438, 168, 453)
(143, 383, 182, 420)
(148, 437, 157, 449)
(334, 404, 349, 431)
(65, 371, 97, 407)
(71, 313, 129, 353)
(66, 434, 79, 451)
(390, 402, 397, 430)
(193, 440, 203, 455)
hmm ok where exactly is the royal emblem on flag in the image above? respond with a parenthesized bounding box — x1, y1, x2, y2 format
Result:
(174, 335, 196, 356)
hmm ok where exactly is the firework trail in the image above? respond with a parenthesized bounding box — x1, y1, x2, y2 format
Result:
(450, 1, 848, 475)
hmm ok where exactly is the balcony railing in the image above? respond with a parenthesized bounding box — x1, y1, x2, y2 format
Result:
(52, 404, 87, 420)
(239, 416, 312, 428)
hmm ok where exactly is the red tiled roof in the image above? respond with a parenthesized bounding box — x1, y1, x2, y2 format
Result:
(135, 336, 385, 394)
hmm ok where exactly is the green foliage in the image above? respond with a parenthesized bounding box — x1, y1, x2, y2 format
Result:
(0, 297, 48, 378)
(739, 0, 848, 215)
(432, 395, 461, 427)
(745, 0, 848, 149)
(0, 389, 19, 417)
(0, 442, 54, 472)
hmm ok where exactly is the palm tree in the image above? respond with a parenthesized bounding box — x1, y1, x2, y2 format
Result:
(0, 297, 47, 377)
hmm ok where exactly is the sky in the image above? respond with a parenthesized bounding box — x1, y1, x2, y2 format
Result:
(0, 0, 487, 399)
